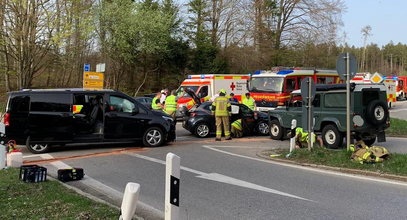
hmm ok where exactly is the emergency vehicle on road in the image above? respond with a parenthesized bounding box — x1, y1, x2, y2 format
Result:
(396, 76, 407, 100)
(176, 74, 250, 110)
(351, 72, 397, 108)
(247, 68, 341, 112)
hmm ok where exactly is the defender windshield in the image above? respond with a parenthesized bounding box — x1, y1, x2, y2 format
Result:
(176, 86, 199, 97)
(249, 77, 284, 93)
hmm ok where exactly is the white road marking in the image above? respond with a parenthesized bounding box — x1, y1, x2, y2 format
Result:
(202, 145, 407, 187)
(126, 152, 311, 201)
(210, 145, 274, 149)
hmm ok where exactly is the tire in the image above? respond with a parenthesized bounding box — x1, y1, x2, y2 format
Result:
(321, 124, 343, 149)
(26, 137, 50, 154)
(363, 136, 376, 146)
(366, 100, 389, 126)
(269, 119, 284, 140)
(256, 121, 269, 136)
(143, 127, 165, 147)
(194, 123, 210, 138)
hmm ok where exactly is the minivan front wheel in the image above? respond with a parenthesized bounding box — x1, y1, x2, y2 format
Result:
(143, 127, 164, 147)
(322, 124, 343, 149)
(26, 137, 50, 154)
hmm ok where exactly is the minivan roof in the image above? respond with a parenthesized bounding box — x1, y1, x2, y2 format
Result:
(9, 88, 115, 94)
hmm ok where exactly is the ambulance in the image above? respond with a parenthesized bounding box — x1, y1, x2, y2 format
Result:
(351, 72, 397, 108)
(176, 74, 250, 110)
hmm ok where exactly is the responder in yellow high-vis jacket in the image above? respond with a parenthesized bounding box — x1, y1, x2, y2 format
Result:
(164, 90, 177, 118)
(231, 119, 243, 138)
(242, 93, 256, 111)
(152, 92, 164, 110)
(295, 127, 323, 148)
(211, 89, 231, 141)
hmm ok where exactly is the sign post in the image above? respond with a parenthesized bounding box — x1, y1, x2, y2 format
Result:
(336, 53, 357, 151)
(83, 72, 104, 90)
(165, 153, 180, 220)
(301, 77, 316, 151)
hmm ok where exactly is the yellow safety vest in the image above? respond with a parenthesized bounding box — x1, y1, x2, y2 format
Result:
(296, 127, 316, 143)
(242, 97, 255, 111)
(212, 96, 230, 116)
(165, 95, 177, 112)
(231, 119, 242, 131)
(152, 97, 162, 110)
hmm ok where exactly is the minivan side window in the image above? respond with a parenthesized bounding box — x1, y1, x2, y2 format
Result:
(109, 96, 135, 113)
(30, 93, 71, 112)
(10, 96, 30, 113)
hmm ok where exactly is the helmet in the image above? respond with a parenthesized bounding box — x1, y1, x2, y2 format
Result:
(219, 89, 226, 94)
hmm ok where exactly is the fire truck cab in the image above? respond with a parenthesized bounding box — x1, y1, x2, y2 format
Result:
(248, 68, 340, 112)
(396, 76, 407, 100)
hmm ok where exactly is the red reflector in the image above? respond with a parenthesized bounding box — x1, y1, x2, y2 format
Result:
(4, 113, 10, 126)
(190, 112, 197, 117)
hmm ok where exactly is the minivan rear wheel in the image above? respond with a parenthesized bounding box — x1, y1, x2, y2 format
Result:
(143, 127, 165, 147)
(26, 137, 50, 154)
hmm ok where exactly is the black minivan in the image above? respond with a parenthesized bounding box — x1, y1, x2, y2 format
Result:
(4, 89, 176, 153)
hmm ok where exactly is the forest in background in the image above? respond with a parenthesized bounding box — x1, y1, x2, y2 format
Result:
(0, 0, 406, 96)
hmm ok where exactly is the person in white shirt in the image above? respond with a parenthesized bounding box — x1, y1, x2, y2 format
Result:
(160, 89, 168, 104)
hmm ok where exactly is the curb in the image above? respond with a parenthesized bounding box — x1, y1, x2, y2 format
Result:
(256, 151, 407, 183)
(45, 166, 165, 220)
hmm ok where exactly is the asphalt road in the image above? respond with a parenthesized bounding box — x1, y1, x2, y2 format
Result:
(20, 123, 407, 220)
(390, 99, 407, 120)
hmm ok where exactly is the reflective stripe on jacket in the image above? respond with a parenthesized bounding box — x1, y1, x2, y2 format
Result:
(296, 127, 316, 143)
(152, 97, 162, 110)
(165, 95, 177, 112)
(231, 119, 242, 131)
(212, 96, 230, 116)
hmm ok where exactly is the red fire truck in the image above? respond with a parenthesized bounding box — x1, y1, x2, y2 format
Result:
(396, 76, 407, 100)
(247, 68, 341, 111)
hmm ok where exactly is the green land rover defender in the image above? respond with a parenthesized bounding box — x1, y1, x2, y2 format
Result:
(268, 83, 390, 148)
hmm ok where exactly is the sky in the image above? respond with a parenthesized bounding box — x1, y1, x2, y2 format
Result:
(342, 0, 407, 47)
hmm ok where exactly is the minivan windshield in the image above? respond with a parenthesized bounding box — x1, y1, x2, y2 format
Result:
(249, 77, 284, 93)
(176, 86, 199, 97)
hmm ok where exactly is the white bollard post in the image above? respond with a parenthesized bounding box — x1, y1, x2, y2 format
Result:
(165, 153, 180, 220)
(120, 182, 140, 220)
(287, 119, 297, 157)
(0, 144, 5, 169)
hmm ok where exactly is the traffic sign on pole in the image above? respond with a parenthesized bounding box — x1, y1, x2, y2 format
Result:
(84, 64, 90, 72)
(336, 53, 357, 81)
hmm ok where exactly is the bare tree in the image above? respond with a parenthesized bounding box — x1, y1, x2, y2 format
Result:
(361, 25, 372, 71)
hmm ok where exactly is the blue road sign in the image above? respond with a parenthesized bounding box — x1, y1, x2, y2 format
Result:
(84, 64, 90, 72)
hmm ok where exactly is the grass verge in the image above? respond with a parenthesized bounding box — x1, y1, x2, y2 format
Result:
(387, 118, 407, 137)
(266, 147, 407, 176)
(0, 168, 118, 220)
